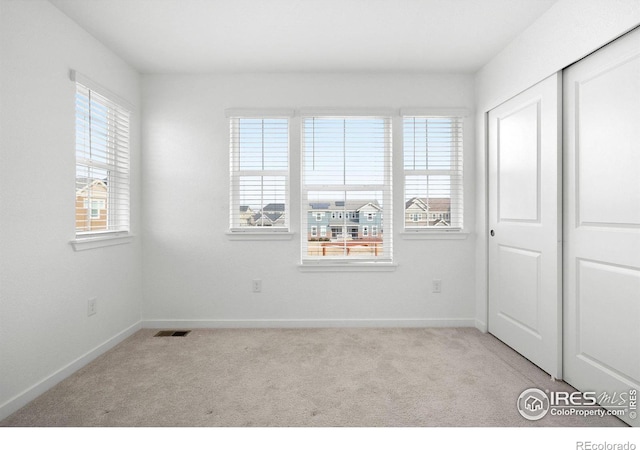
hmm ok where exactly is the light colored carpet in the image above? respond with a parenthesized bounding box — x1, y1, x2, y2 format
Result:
(0, 327, 626, 427)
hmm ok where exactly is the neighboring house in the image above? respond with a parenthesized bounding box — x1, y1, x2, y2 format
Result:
(75, 178, 108, 232)
(405, 197, 451, 227)
(307, 200, 383, 241)
(242, 203, 286, 227)
(252, 211, 286, 227)
(238, 206, 254, 226)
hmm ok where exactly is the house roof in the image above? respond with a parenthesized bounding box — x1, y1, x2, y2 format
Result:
(75, 178, 107, 195)
(308, 200, 381, 212)
(405, 197, 451, 212)
(262, 203, 285, 212)
(310, 202, 331, 210)
(253, 212, 284, 223)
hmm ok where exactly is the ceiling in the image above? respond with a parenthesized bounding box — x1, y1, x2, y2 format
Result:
(49, 0, 558, 74)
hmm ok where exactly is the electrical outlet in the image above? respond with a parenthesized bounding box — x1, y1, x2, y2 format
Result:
(88, 297, 97, 316)
(432, 280, 442, 294)
(252, 279, 262, 293)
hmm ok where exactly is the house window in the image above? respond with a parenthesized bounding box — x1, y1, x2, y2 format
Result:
(229, 115, 289, 231)
(362, 226, 369, 237)
(403, 116, 463, 230)
(311, 226, 318, 237)
(83, 199, 106, 219)
(74, 75, 131, 236)
(320, 226, 327, 237)
(302, 115, 392, 262)
(315, 212, 323, 221)
(372, 226, 378, 237)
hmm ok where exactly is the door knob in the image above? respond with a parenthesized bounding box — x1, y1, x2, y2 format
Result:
(490, 230, 495, 237)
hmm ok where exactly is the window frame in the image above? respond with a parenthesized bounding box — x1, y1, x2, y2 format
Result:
(227, 109, 294, 240)
(300, 111, 394, 266)
(401, 110, 466, 235)
(70, 70, 133, 251)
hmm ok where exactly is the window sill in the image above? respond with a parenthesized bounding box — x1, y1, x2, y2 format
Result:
(70, 233, 134, 251)
(298, 262, 397, 272)
(226, 231, 295, 241)
(400, 231, 470, 240)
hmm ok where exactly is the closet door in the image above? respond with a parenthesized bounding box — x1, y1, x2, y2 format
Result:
(563, 27, 640, 427)
(488, 73, 562, 379)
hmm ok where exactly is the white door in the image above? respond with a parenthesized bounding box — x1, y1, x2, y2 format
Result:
(563, 27, 640, 427)
(488, 74, 562, 379)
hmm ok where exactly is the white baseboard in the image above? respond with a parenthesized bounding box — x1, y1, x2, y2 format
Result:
(143, 318, 477, 329)
(0, 321, 142, 422)
(475, 319, 488, 333)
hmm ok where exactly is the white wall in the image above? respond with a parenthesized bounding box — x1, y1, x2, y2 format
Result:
(474, 0, 640, 331)
(142, 73, 476, 327)
(0, 0, 142, 419)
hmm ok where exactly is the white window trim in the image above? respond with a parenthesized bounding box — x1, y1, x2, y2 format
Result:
(227, 110, 293, 237)
(399, 107, 469, 118)
(70, 232, 134, 251)
(225, 231, 295, 241)
(70, 70, 135, 111)
(224, 108, 468, 246)
(400, 231, 469, 240)
(300, 112, 393, 265)
(401, 110, 467, 235)
(298, 261, 397, 272)
(70, 70, 133, 251)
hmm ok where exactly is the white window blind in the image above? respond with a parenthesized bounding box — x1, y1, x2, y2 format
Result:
(75, 80, 131, 236)
(229, 117, 289, 231)
(302, 116, 392, 262)
(403, 116, 463, 230)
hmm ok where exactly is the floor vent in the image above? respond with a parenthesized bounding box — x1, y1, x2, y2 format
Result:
(154, 330, 191, 337)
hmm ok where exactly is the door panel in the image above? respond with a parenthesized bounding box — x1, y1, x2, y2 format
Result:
(488, 73, 562, 379)
(564, 27, 640, 427)
(498, 102, 540, 221)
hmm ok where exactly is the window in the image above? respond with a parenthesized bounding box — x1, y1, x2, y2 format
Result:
(83, 199, 106, 219)
(229, 115, 289, 232)
(311, 226, 318, 237)
(74, 74, 131, 237)
(320, 226, 327, 237)
(403, 116, 463, 230)
(372, 226, 378, 237)
(302, 115, 392, 262)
